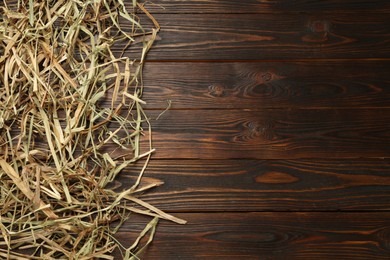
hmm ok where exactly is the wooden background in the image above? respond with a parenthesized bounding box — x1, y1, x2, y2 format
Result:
(114, 0, 390, 259)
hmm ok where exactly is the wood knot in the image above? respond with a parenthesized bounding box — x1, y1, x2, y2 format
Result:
(209, 84, 226, 97)
(262, 72, 272, 82)
(246, 121, 276, 140)
(234, 121, 262, 142)
(247, 121, 261, 134)
(302, 19, 331, 43)
(256, 72, 273, 84)
(310, 20, 330, 33)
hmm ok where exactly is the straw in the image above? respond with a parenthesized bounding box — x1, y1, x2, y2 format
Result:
(0, 0, 185, 258)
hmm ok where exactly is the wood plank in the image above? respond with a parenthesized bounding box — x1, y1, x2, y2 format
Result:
(132, 109, 390, 159)
(116, 159, 390, 212)
(140, 0, 390, 14)
(7, 0, 390, 14)
(124, 14, 390, 60)
(140, 61, 390, 109)
(114, 212, 390, 259)
(11, 109, 390, 159)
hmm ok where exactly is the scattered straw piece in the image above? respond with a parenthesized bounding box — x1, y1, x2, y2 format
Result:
(0, 0, 185, 258)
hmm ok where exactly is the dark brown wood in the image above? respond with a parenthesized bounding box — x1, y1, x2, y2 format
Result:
(8, 0, 390, 14)
(139, 61, 390, 109)
(139, 0, 390, 14)
(117, 159, 390, 212)
(114, 212, 390, 259)
(25, 109, 390, 159)
(133, 109, 390, 159)
(124, 14, 390, 60)
(3, 1, 390, 259)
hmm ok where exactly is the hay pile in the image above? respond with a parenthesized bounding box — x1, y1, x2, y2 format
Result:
(0, 0, 184, 259)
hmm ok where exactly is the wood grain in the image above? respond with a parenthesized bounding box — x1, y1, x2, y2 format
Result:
(132, 109, 390, 159)
(139, 0, 390, 14)
(139, 61, 390, 109)
(3, 1, 390, 259)
(114, 212, 390, 259)
(124, 14, 390, 60)
(116, 159, 390, 212)
(6, 0, 390, 14)
(18, 109, 390, 160)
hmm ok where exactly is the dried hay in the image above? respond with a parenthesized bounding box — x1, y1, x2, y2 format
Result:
(0, 0, 185, 259)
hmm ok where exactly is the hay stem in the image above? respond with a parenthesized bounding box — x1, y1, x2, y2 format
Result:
(0, 0, 185, 258)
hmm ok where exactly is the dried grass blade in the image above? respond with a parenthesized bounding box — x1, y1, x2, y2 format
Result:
(0, 160, 58, 219)
(0, 0, 184, 258)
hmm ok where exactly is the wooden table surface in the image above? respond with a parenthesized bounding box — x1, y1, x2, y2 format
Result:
(117, 1, 390, 259)
(4, 0, 389, 259)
